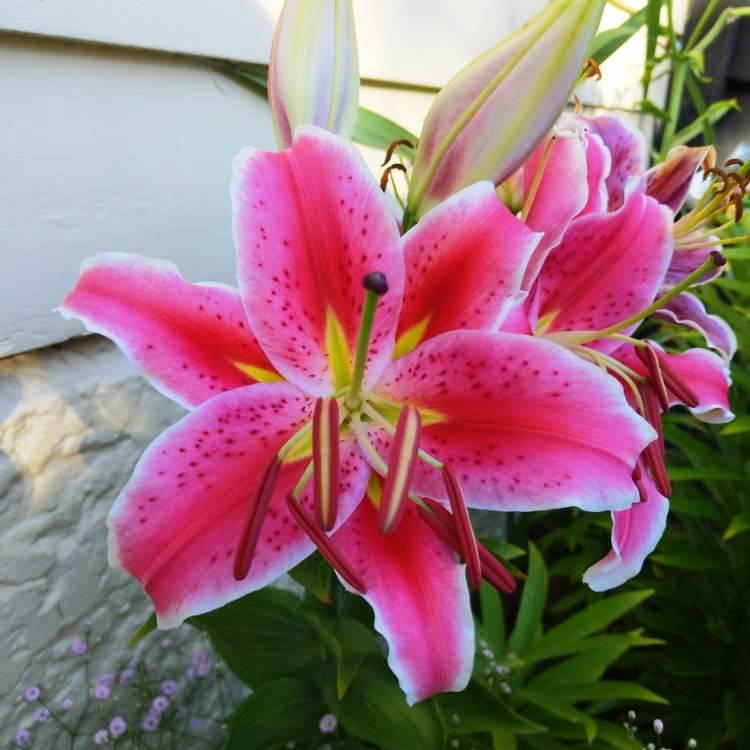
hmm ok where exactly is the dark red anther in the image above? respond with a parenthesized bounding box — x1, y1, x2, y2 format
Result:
(632, 463, 648, 503)
(635, 344, 670, 411)
(653, 350, 700, 408)
(419, 499, 516, 594)
(285, 494, 367, 594)
(442, 467, 482, 590)
(640, 385, 672, 497)
(233, 455, 282, 580)
(380, 163, 407, 192)
(711, 250, 727, 267)
(725, 158, 744, 169)
(381, 138, 414, 167)
(378, 406, 422, 534)
(312, 397, 340, 531)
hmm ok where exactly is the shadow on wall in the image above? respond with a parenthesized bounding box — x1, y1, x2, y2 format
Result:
(0, 335, 185, 728)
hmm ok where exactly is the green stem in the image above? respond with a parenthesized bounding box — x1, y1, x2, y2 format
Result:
(685, 0, 721, 51)
(659, 55, 688, 159)
(345, 289, 379, 409)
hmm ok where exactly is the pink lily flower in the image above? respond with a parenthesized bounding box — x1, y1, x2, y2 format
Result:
(60, 128, 655, 704)
(508, 120, 736, 589)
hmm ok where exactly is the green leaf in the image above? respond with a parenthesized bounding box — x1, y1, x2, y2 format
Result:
(668, 467, 750, 482)
(526, 591, 653, 660)
(479, 581, 505, 656)
(334, 618, 380, 699)
(545, 680, 668, 704)
(225, 677, 325, 750)
(324, 660, 446, 750)
(127, 612, 156, 649)
(436, 681, 546, 735)
(189, 588, 319, 686)
(670, 98, 739, 147)
(589, 7, 647, 64)
(723, 512, 750, 541)
(720, 415, 750, 436)
(289, 552, 333, 603)
(509, 542, 548, 655)
(353, 108, 417, 156)
(650, 551, 725, 570)
(529, 642, 635, 687)
(518, 687, 597, 742)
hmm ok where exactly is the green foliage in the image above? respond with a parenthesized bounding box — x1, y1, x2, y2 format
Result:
(189, 542, 662, 750)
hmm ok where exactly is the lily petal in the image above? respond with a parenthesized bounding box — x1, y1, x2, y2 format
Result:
(333, 500, 474, 705)
(654, 292, 737, 361)
(407, 0, 606, 218)
(616, 342, 734, 423)
(108, 382, 369, 627)
(397, 182, 540, 354)
(536, 184, 673, 352)
(372, 330, 655, 513)
(581, 115, 646, 211)
(658, 348, 734, 424)
(646, 145, 713, 213)
(269, 0, 359, 148)
(232, 127, 404, 396)
(665, 243, 725, 287)
(583, 476, 669, 592)
(58, 253, 277, 409)
(520, 123, 591, 290)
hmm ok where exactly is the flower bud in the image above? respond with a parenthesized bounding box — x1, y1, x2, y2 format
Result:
(268, 0, 359, 149)
(406, 0, 605, 221)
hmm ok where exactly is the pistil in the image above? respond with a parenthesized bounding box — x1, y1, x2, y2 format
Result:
(345, 272, 389, 411)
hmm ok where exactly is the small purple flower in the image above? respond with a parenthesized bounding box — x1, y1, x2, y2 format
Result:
(33, 707, 50, 723)
(94, 684, 111, 700)
(141, 713, 160, 732)
(15, 729, 31, 748)
(96, 673, 115, 687)
(653, 719, 664, 735)
(118, 668, 135, 686)
(160, 638, 173, 649)
(61, 698, 74, 711)
(160, 679, 177, 696)
(185, 667, 195, 680)
(109, 716, 127, 737)
(151, 695, 169, 713)
(319, 713, 338, 733)
(94, 728, 109, 745)
(23, 685, 40, 702)
(188, 718, 202, 731)
(70, 640, 88, 655)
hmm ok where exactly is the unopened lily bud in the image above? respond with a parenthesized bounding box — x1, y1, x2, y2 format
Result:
(269, 0, 359, 149)
(406, 0, 605, 221)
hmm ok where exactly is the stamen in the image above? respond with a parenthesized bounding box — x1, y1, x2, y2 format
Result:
(521, 135, 555, 222)
(725, 158, 744, 169)
(380, 163, 407, 192)
(442, 467, 482, 589)
(285, 494, 367, 594)
(378, 406, 422, 534)
(582, 57, 602, 80)
(635, 344, 670, 411)
(312, 398, 340, 531)
(345, 273, 388, 410)
(653, 350, 699, 408)
(419, 499, 516, 593)
(381, 139, 414, 167)
(640, 385, 671, 497)
(632, 462, 648, 503)
(233, 456, 282, 581)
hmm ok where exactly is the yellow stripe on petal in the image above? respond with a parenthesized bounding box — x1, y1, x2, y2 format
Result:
(394, 315, 431, 359)
(535, 310, 559, 336)
(233, 362, 285, 383)
(325, 308, 352, 389)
